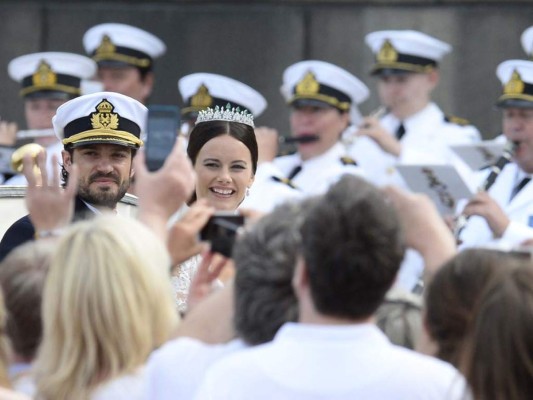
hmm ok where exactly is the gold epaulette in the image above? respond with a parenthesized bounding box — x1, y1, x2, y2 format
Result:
(444, 115, 472, 126)
(271, 176, 298, 189)
(340, 156, 358, 166)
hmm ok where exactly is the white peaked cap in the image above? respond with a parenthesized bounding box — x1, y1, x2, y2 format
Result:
(280, 60, 369, 123)
(179, 73, 267, 117)
(365, 30, 451, 75)
(8, 52, 96, 98)
(521, 26, 533, 58)
(53, 91, 147, 148)
(496, 59, 533, 108)
(83, 23, 166, 67)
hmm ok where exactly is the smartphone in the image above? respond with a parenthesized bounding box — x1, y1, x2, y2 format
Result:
(145, 105, 180, 171)
(200, 212, 245, 258)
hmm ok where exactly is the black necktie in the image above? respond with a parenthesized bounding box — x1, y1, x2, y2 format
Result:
(510, 177, 531, 201)
(287, 165, 302, 180)
(396, 123, 406, 140)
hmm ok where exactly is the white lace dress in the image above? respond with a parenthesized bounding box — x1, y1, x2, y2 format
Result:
(170, 255, 200, 313)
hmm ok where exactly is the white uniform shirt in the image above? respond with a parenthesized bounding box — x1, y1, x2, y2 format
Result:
(273, 142, 366, 196)
(240, 162, 303, 213)
(459, 162, 533, 249)
(145, 338, 246, 400)
(195, 322, 466, 400)
(347, 102, 480, 188)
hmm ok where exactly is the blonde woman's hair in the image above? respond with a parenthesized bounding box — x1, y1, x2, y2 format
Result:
(34, 215, 178, 400)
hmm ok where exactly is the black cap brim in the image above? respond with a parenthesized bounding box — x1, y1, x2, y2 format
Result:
(24, 90, 75, 101)
(290, 98, 334, 109)
(496, 98, 533, 109)
(371, 68, 415, 77)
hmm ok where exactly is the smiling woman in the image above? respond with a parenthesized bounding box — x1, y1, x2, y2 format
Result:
(187, 112, 258, 210)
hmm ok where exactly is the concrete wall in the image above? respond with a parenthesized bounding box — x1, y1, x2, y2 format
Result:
(1, 1, 532, 139)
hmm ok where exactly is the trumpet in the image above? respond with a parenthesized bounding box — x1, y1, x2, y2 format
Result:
(10, 143, 45, 184)
(453, 140, 517, 240)
(342, 106, 388, 148)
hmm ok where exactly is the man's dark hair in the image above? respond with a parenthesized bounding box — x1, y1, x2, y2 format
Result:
(300, 175, 405, 320)
(233, 199, 315, 345)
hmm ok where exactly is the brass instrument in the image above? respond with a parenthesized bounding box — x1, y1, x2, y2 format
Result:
(453, 140, 517, 240)
(10, 143, 45, 184)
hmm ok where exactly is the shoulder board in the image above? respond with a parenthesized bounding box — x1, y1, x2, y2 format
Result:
(444, 115, 472, 126)
(340, 156, 358, 166)
(271, 175, 298, 190)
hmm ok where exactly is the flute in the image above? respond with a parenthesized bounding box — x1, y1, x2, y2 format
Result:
(453, 140, 517, 239)
(278, 135, 319, 145)
(16, 129, 55, 139)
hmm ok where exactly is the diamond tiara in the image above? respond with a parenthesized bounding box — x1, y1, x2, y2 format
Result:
(195, 104, 255, 128)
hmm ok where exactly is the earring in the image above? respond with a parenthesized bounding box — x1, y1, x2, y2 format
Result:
(246, 187, 250, 197)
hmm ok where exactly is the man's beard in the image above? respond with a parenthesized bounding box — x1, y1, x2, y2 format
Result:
(77, 172, 130, 209)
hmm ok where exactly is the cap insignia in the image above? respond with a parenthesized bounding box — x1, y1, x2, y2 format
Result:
(32, 60, 57, 88)
(295, 72, 320, 96)
(504, 69, 525, 95)
(90, 99, 119, 130)
(377, 40, 398, 63)
(196, 104, 254, 128)
(96, 35, 116, 56)
(190, 84, 213, 108)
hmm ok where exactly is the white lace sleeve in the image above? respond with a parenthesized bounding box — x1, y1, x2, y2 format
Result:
(170, 255, 201, 313)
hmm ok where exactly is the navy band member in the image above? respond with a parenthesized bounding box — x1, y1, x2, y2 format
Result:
(522, 26, 533, 59)
(459, 59, 533, 249)
(262, 60, 368, 196)
(4, 52, 97, 185)
(83, 23, 166, 104)
(0, 92, 146, 261)
(349, 30, 481, 188)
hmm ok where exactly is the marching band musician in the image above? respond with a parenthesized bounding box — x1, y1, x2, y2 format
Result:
(3, 52, 97, 185)
(83, 22, 166, 105)
(348, 30, 481, 188)
(256, 60, 369, 197)
(458, 59, 533, 249)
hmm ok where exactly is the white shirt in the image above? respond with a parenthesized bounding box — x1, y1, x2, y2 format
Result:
(145, 338, 246, 400)
(274, 142, 366, 196)
(459, 162, 533, 249)
(240, 162, 303, 213)
(195, 322, 466, 400)
(347, 103, 480, 188)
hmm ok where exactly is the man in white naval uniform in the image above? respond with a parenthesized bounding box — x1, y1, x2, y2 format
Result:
(3, 52, 97, 185)
(458, 59, 533, 249)
(195, 176, 465, 400)
(178, 72, 302, 213)
(348, 30, 480, 188)
(259, 60, 369, 197)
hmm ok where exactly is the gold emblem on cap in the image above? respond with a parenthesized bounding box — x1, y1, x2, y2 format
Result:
(190, 84, 213, 108)
(96, 35, 116, 56)
(32, 60, 57, 88)
(295, 72, 320, 96)
(504, 69, 525, 95)
(90, 99, 119, 130)
(377, 40, 398, 63)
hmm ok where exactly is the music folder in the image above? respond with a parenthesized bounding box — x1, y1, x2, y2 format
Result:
(395, 164, 475, 215)
(450, 141, 505, 171)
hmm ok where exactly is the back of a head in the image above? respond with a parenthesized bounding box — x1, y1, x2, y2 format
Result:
(233, 200, 315, 345)
(425, 249, 521, 366)
(0, 241, 54, 362)
(35, 215, 178, 400)
(300, 175, 404, 320)
(459, 261, 533, 400)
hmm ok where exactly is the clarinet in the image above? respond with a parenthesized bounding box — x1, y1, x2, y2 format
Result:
(454, 140, 517, 240)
